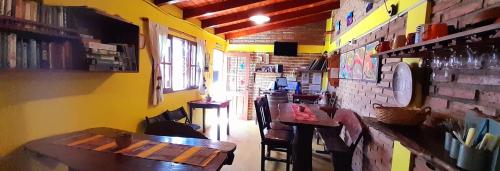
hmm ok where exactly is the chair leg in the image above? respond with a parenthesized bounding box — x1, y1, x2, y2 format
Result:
(286, 146, 291, 171)
(266, 147, 271, 157)
(261, 143, 265, 171)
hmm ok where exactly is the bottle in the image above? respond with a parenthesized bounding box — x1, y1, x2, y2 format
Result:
(295, 82, 301, 94)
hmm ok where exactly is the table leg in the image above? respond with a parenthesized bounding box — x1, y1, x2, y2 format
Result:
(189, 106, 193, 124)
(217, 108, 221, 140)
(293, 126, 314, 171)
(202, 108, 206, 133)
(227, 104, 230, 136)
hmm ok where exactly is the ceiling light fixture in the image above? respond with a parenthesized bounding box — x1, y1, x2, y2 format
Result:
(249, 15, 270, 25)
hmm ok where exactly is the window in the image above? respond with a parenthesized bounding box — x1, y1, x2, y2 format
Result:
(161, 36, 199, 92)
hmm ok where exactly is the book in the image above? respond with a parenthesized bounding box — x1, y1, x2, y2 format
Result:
(7, 33, 16, 68)
(1, 0, 5, 16)
(29, 0, 36, 21)
(62, 41, 71, 69)
(0, 33, 4, 69)
(14, 0, 23, 18)
(49, 42, 62, 69)
(23, 0, 30, 21)
(28, 39, 37, 68)
(5, 0, 12, 16)
(40, 42, 49, 68)
(21, 40, 27, 68)
(16, 38, 22, 69)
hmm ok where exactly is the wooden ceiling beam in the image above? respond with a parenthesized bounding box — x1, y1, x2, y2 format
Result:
(202, 0, 338, 28)
(214, 1, 337, 34)
(225, 11, 331, 39)
(182, 0, 264, 19)
(154, 0, 188, 5)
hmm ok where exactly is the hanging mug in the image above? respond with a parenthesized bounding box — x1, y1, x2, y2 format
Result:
(406, 33, 416, 45)
(431, 23, 448, 39)
(376, 41, 391, 52)
(392, 35, 407, 49)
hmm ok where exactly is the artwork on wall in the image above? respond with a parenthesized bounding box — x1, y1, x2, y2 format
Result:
(346, 11, 354, 27)
(366, 2, 374, 13)
(362, 41, 380, 82)
(339, 50, 355, 79)
(352, 47, 365, 79)
(335, 21, 341, 35)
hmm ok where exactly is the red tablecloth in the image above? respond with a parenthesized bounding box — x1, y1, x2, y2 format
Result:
(291, 104, 318, 121)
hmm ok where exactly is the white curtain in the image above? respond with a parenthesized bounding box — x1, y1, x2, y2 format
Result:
(146, 19, 168, 105)
(196, 39, 206, 95)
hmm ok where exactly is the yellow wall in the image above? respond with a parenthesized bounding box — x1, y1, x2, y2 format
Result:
(0, 0, 226, 156)
(326, 0, 429, 52)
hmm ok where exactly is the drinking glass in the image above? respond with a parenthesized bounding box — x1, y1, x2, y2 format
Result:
(486, 45, 499, 70)
(465, 45, 476, 70)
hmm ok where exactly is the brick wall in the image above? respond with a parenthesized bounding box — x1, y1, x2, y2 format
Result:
(431, 0, 500, 29)
(331, 0, 500, 171)
(228, 21, 326, 45)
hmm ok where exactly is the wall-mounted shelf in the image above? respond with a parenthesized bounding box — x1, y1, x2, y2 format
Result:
(0, 16, 80, 40)
(373, 23, 500, 58)
(0, 5, 139, 73)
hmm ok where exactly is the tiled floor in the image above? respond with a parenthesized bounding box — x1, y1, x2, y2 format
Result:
(202, 118, 334, 171)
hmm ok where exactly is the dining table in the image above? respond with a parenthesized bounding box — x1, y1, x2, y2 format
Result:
(275, 103, 340, 171)
(188, 100, 230, 141)
(24, 127, 237, 171)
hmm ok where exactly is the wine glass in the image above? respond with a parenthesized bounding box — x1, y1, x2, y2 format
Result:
(486, 45, 499, 70)
(465, 45, 476, 70)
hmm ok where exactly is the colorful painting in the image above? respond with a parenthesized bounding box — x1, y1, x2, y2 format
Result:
(346, 11, 354, 27)
(352, 47, 365, 80)
(362, 41, 380, 82)
(335, 21, 341, 35)
(339, 51, 355, 79)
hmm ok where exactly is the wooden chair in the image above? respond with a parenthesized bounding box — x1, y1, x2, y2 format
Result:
(145, 114, 168, 126)
(318, 109, 366, 171)
(262, 95, 293, 131)
(255, 97, 293, 171)
(164, 107, 201, 131)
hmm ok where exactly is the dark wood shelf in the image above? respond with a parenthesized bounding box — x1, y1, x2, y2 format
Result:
(297, 69, 325, 73)
(374, 23, 500, 58)
(362, 117, 461, 171)
(0, 15, 81, 40)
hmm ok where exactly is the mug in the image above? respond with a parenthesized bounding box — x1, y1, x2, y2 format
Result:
(431, 23, 448, 39)
(115, 132, 132, 149)
(406, 33, 416, 45)
(376, 41, 391, 52)
(422, 24, 433, 41)
(392, 35, 407, 49)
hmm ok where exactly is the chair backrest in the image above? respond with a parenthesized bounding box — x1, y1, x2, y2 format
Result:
(333, 109, 365, 152)
(254, 97, 267, 140)
(145, 114, 167, 126)
(261, 95, 272, 129)
(144, 120, 208, 139)
(165, 107, 189, 123)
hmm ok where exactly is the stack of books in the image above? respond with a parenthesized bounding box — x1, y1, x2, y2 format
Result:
(0, 31, 72, 70)
(1, 0, 68, 28)
(86, 41, 123, 72)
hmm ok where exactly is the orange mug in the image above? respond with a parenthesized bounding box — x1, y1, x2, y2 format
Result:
(376, 41, 391, 52)
(406, 33, 416, 45)
(431, 24, 448, 39)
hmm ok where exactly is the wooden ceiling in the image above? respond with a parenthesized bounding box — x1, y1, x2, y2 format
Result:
(154, 0, 340, 39)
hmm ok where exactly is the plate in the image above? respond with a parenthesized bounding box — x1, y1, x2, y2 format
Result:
(392, 62, 413, 107)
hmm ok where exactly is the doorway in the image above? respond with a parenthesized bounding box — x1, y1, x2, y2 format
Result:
(211, 49, 226, 101)
(226, 53, 250, 120)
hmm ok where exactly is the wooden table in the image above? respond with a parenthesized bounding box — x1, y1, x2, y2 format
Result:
(275, 103, 340, 171)
(25, 127, 237, 171)
(188, 100, 230, 140)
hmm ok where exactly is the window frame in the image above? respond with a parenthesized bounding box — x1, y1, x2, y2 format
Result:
(161, 35, 199, 94)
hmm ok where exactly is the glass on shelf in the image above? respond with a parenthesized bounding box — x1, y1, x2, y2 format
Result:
(486, 45, 499, 70)
(464, 45, 476, 70)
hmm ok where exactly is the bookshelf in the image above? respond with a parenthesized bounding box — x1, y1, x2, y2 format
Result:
(0, 1, 139, 73)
